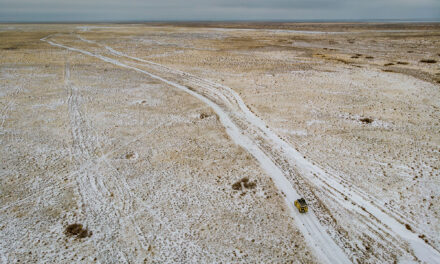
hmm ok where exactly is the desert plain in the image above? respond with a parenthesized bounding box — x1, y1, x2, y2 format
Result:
(0, 22, 439, 263)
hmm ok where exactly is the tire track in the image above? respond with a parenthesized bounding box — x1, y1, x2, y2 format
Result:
(64, 62, 150, 262)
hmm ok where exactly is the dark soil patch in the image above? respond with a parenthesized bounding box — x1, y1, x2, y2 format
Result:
(65, 223, 92, 239)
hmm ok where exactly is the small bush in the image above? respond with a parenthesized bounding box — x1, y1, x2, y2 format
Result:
(365, 56, 374, 59)
(65, 224, 92, 238)
(244, 181, 257, 189)
(405, 224, 412, 231)
(200, 113, 210, 119)
(232, 181, 242, 190)
(360, 117, 373, 124)
(397, 61, 408, 65)
(384, 63, 394, 66)
(232, 177, 257, 191)
(420, 59, 437, 64)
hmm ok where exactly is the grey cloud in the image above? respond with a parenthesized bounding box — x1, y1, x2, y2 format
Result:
(213, 0, 345, 9)
(0, 0, 439, 22)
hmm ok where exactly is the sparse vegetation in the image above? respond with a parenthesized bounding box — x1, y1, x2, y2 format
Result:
(384, 63, 394, 66)
(396, 61, 408, 65)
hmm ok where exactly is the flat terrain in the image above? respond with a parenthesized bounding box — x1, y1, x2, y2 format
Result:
(0, 23, 439, 263)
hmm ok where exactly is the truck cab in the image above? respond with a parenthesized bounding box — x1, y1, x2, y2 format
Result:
(294, 198, 308, 213)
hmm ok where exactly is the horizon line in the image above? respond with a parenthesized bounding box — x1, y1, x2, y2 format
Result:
(1, 18, 440, 24)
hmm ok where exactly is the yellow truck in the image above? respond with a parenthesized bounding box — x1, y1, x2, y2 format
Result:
(294, 198, 308, 213)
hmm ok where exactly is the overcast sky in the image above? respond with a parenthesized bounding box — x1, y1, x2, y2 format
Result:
(1, 0, 439, 22)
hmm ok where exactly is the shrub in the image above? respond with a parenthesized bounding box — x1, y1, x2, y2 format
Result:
(420, 59, 437, 64)
(65, 224, 92, 238)
(232, 177, 257, 190)
(360, 117, 373, 124)
(200, 113, 209, 119)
